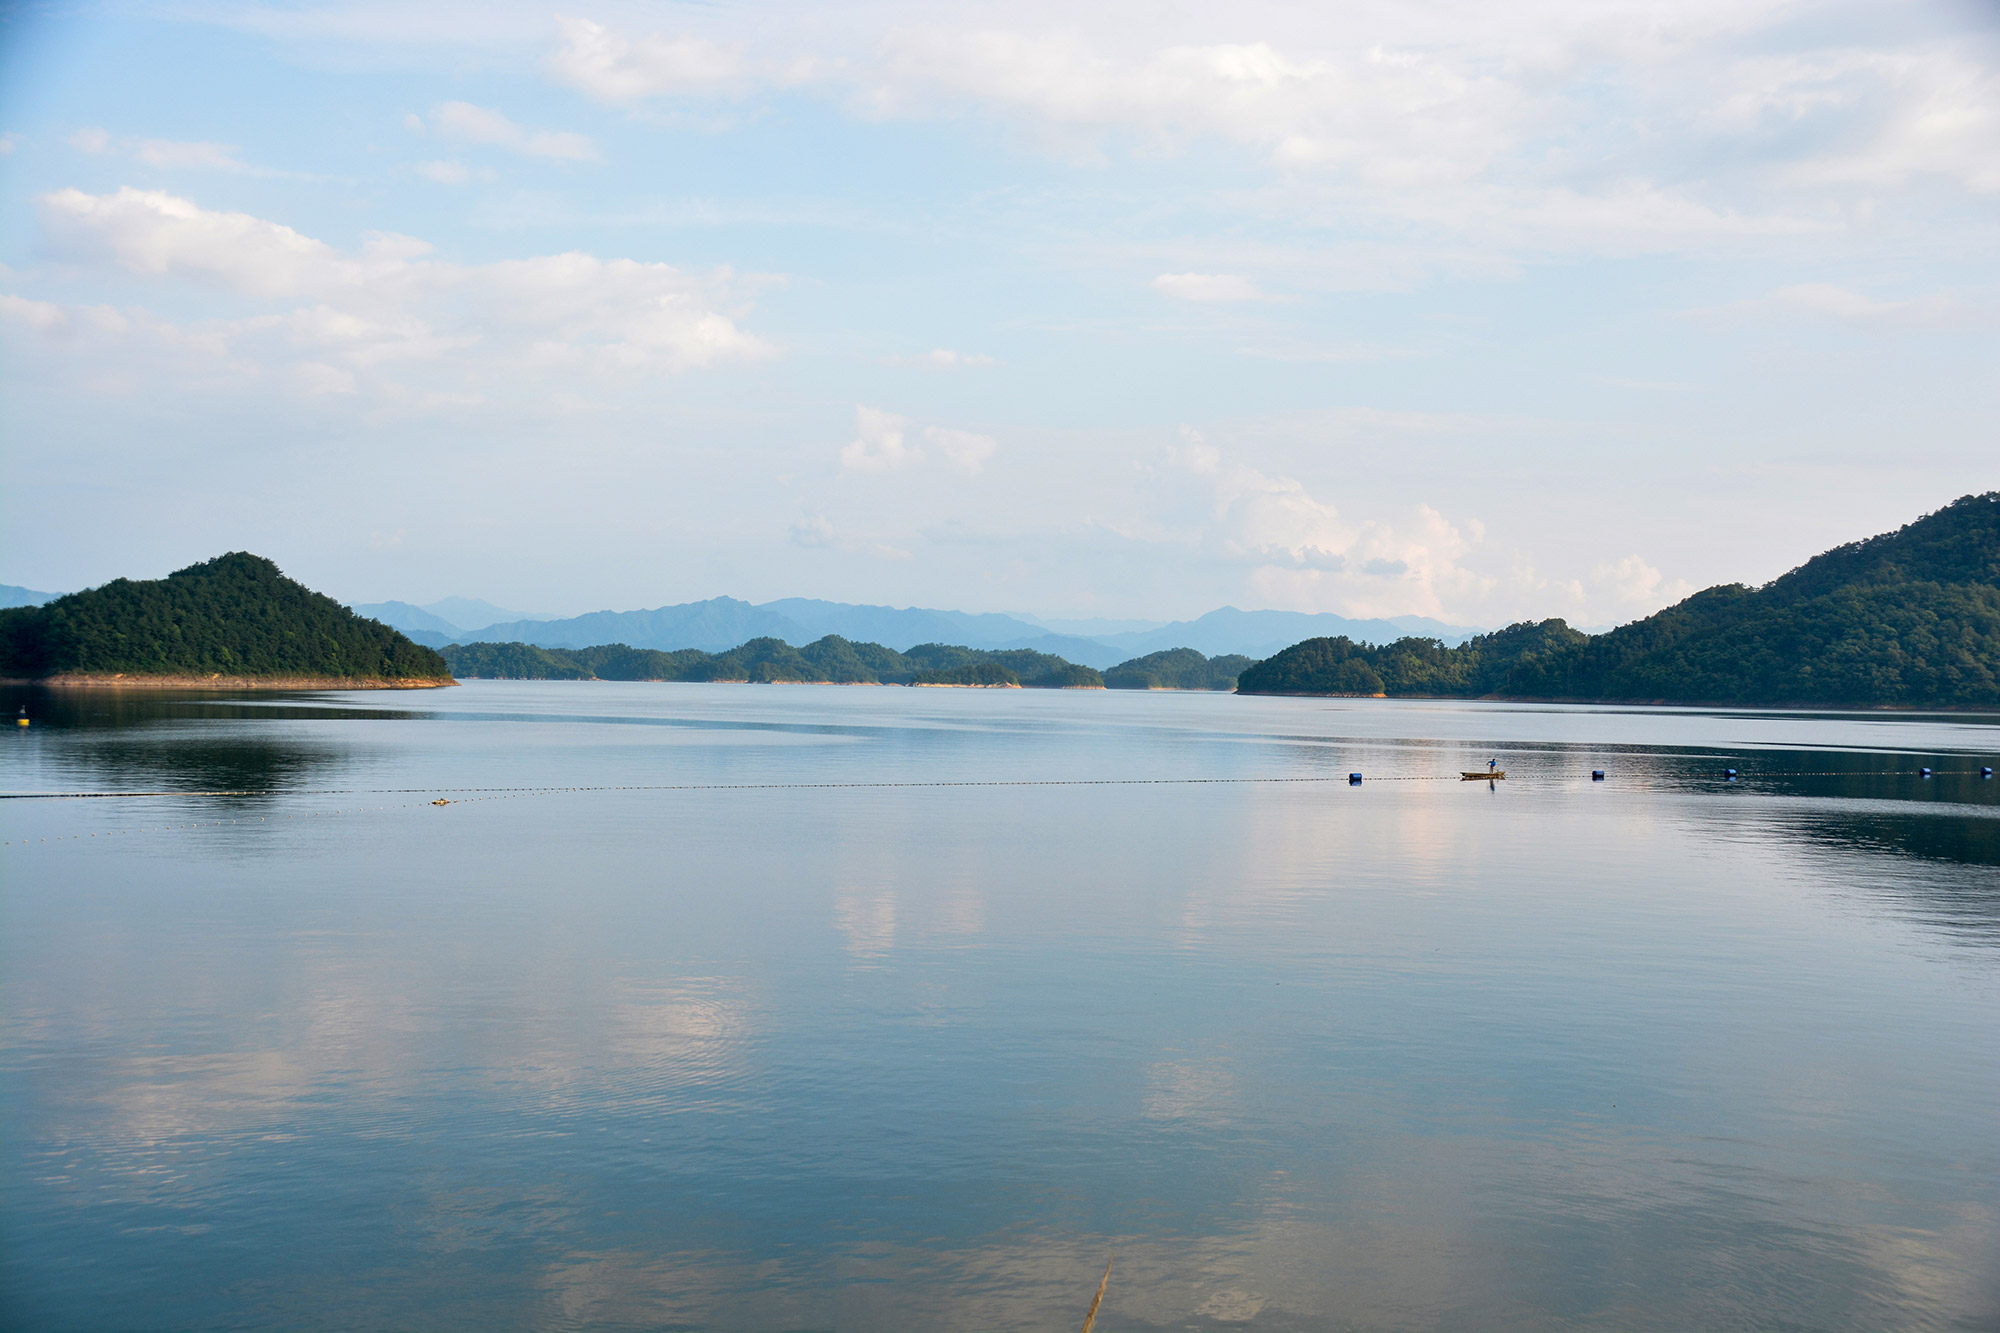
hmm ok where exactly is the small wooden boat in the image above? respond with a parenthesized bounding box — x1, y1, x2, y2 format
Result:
(1461, 770, 1506, 781)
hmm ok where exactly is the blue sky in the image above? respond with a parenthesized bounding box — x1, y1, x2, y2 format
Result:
(1, 0, 1995, 625)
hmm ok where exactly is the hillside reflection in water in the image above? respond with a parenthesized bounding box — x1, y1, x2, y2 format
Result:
(2, 684, 1997, 1331)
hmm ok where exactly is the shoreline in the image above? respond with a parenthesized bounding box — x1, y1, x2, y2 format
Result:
(450, 676, 1107, 690)
(1233, 689, 1998, 712)
(3, 674, 458, 691)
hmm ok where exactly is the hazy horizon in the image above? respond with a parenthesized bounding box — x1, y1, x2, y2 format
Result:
(3, 0, 1995, 626)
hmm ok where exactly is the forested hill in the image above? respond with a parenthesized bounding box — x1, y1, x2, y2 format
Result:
(1103, 648, 1255, 691)
(0, 553, 453, 685)
(442, 636, 1104, 687)
(1238, 493, 2000, 708)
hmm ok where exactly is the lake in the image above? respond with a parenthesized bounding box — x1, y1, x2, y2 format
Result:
(2, 682, 1997, 1331)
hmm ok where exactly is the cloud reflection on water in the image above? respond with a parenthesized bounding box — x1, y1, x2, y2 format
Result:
(3, 686, 1998, 1330)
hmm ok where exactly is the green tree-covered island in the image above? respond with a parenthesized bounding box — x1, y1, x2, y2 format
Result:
(440, 638, 1106, 687)
(1102, 648, 1256, 691)
(0, 553, 454, 688)
(1237, 492, 2000, 707)
(443, 641, 1259, 690)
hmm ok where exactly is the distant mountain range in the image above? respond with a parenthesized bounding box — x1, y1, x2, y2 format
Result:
(1, 583, 62, 609)
(350, 595, 1480, 668)
(349, 597, 557, 641)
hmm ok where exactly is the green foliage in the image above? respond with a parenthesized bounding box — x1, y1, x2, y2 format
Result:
(440, 634, 1105, 688)
(911, 661, 1019, 687)
(0, 552, 451, 681)
(1238, 493, 2000, 707)
(1104, 648, 1256, 690)
(438, 641, 592, 680)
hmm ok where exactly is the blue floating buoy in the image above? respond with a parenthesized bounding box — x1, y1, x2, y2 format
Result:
(1348, 772, 1363, 785)
(1983, 767, 1994, 779)
(1920, 767, 1933, 779)
(1724, 768, 1737, 780)
(1591, 770, 1605, 781)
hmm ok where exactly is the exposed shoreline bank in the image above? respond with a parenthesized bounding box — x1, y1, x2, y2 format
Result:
(3, 675, 458, 691)
(448, 676, 1108, 689)
(1235, 689, 1997, 712)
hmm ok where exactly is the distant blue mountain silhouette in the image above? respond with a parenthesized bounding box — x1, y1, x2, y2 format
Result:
(417, 596, 1479, 667)
(351, 601, 464, 638)
(0, 583, 63, 610)
(1087, 607, 1478, 661)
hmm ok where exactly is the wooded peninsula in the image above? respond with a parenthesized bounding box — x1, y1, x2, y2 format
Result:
(1237, 492, 2000, 708)
(0, 553, 452, 688)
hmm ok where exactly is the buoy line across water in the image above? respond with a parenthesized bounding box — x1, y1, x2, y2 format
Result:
(1, 778, 1449, 848)
(3, 768, 1991, 847)
(1, 765, 1992, 804)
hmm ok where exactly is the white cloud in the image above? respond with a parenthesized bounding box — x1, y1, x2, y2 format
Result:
(1152, 272, 1274, 302)
(1157, 428, 1492, 619)
(896, 347, 995, 367)
(38, 187, 336, 297)
(924, 426, 997, 473)
(1237, 341, 1400, 362)
(131, 139, 254, 171)
(1592, 554, 1695, 610)
(11, 186, 772, 405)
(789, 513, 839, 547)
(837, 407, 998, 473)
(788, 512, 912, 560)
(58, 129, 314, 178)
(414, 159, 496, 184)
(1703, 282, 1981, 329)
(840, 404, 920, 470)
(0, 292, 73, 334)
(525, 5, 2000, 259)
(1781, 283, 1904, 319)
(430, 101, 600, 161)
(1773, 46, 2000, 196)
(547, 17, 744, 103)
(859, 27, 1520, 187)
(0, 132, 22, 155)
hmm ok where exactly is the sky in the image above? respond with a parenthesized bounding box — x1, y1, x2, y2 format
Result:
(0, 0, 1995, 626)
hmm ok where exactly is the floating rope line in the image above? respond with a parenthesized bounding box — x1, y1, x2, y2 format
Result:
(5, 768, 1992, 847)
(4, 775, 1457, 802)
(2, 766, 1993, 803)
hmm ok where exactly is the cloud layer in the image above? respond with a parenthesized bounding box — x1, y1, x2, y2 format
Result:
(426, 102, 600, 162)
(10, 187, 771, 407)
(532, 0, 2000, 264)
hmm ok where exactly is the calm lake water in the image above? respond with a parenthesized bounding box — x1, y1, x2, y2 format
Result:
(3, 682, 1997, 1332)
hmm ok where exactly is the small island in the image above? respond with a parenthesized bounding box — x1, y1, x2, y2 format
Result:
(0, 552, 454, 689)
(1103, 648, 1255, 691)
